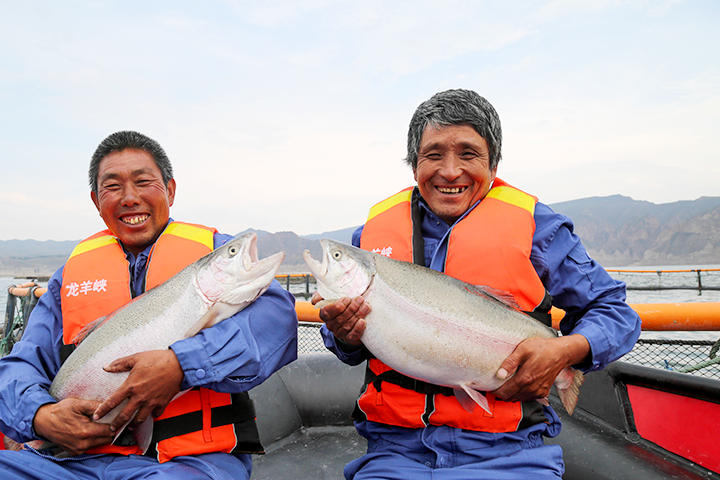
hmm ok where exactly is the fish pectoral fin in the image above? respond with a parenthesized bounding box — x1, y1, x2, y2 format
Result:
(465, 284, 522, 311)
(133, 416, 154, 455)
(219, 284, 266, 306)
(108, 413, 153, 455)
(185, 302, 239, 338)
(454, 384, 491, 414)
(314, 299, 333, 309)
(171, 389, 191, 402)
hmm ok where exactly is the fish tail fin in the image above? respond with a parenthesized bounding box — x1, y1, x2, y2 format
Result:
(555, 367, 585, 415)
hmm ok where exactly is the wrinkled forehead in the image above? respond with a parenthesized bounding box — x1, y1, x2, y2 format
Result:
(97, 149, 162, 181)
(419, 124, 488, 150)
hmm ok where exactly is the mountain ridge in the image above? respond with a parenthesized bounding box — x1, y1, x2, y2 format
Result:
(2, 195, 719, 276)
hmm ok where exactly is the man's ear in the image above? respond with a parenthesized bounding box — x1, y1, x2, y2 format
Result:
(167, 178, 176, 207)
(91, 190, 100, 212)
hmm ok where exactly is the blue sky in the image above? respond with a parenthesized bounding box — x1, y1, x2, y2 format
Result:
(1, 1, 718, 240)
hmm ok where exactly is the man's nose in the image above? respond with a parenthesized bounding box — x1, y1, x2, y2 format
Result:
(438, 155, 463, 180)
(121, 184, 141, 206)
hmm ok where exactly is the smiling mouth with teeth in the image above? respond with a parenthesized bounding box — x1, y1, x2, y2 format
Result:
(437, 187, 468, 194)
(122, 215, 149, 225)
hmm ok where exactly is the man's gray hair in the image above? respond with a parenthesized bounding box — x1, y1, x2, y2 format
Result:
(89, 131, 173, 193)
(405, 89, 502, 170)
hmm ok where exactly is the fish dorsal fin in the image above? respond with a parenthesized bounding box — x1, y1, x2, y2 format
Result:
(463, 284, 522, 311)
(72, 315, 109, 345)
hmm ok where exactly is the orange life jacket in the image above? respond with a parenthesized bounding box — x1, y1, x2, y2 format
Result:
(60, 221, 262, 462)
(356, 179, 550, 432)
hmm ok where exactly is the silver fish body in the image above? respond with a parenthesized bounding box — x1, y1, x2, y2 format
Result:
(49, 232, 285, 450)
(303, 239, 583, 415)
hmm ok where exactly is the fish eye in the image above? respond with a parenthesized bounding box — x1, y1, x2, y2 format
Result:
(228, 246, 239, 256)
(332, 250, 342, 260)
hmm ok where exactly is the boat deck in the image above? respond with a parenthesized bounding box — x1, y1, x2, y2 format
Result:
(249, 354, 719, 479)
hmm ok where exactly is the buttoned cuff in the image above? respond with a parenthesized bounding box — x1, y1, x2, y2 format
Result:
(170, 336, 217, 388)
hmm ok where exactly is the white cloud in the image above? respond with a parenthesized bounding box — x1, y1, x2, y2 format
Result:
(0, 0, 717, 241)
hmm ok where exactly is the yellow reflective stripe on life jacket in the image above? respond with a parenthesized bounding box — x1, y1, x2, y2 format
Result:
(67, 234, 118, 260)
(485, 185, 536, 216)
(367, 188, 413, 222)
(163, 222, 214, 249)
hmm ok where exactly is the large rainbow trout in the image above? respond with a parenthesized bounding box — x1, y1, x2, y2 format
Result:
(304, 239, 584, 415)
(49, 232, 285, 453)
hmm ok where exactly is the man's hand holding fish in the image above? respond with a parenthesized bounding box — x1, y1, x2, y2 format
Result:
(312, 293, 369, 346)
(93, 348, 185, 430)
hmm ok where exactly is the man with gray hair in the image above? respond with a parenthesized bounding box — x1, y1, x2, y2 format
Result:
(0, 131, 298, 479)
(315, 89, 641, 478)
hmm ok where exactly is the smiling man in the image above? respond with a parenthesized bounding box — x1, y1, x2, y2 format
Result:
(90, 147, 177, 255)
(0, 131, 298, 480)
(316, 90, 641, 479)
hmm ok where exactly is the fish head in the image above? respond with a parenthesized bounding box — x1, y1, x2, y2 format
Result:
(303, 239, 375, 300)
(195, 232, 285, 308)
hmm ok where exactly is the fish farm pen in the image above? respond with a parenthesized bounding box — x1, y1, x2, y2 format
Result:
(606, 267, 720, 293)
(4, 270, 720, 381)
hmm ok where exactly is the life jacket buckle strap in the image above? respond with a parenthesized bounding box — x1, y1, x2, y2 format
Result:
(365, 367, 455, 396)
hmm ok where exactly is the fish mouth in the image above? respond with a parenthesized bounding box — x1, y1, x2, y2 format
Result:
(302, 245, 328, 278)
(238, 232, 284, 277)
(303, 239, 372, 299)
(242, 232, 260, 270)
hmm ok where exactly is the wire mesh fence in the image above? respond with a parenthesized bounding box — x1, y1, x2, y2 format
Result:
(298, 322, 328, 354)
(621, 338, 720, 380)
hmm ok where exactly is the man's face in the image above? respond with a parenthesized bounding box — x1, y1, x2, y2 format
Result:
(91, 148, 176, 256)
(414, 124, 497, 225)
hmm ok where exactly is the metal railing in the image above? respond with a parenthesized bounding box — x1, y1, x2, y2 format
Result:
(275, 273, 315, 299)
(2, 282, 45, 357)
